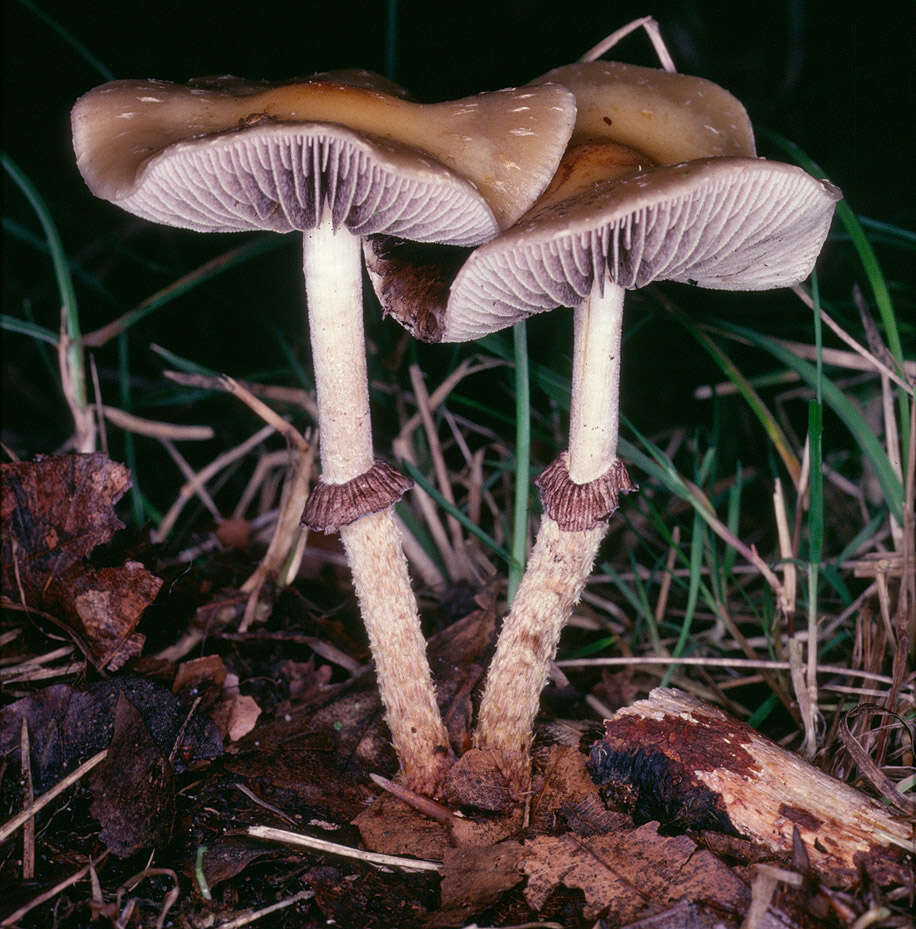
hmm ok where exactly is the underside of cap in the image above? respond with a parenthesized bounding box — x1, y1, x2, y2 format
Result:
(107, 122, 500, 245)
(442, 158, 842, 341)
(71, 74, 577, 243)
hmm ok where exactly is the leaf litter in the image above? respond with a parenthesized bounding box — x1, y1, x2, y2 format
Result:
(2, 451, 912, 927)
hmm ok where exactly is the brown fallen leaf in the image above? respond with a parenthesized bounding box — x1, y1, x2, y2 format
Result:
(183, 837, 279, 892)
(0, 678, 223, 793)
(89, 692, 175, 857)
(522, 823, 749, 922)
(1, 454, 130, 585)
(432, 841, 525, 927)
(1, 454, 162, 670)
(173, 654, 228, 704)
(53, 561, 159, 669)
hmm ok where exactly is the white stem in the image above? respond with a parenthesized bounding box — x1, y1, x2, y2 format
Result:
(568, 282, 625, 484)
(302, 221, 448, 792)
(475, 282, 626, 786)
(302, 221, 374, 484)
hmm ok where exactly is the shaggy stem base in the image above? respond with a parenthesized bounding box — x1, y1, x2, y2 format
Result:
(475, 516, 608, 787)
(474, 282, 627, 788)
(303, 221, 448, 791)
(341, 509, 451, 793)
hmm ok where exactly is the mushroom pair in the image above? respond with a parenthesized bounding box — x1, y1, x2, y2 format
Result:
(367, 58, 841, 787)
(72, 71, 577, 791)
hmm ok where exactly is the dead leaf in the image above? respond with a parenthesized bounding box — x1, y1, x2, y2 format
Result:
(54, 561, 159, 669)
(1, 454, 161, 670)
(440, 748, 514, 812)
(1, 454, 130, 588)
(432, 841, 525, 927)
(0, 678, 223, 792)
(529, 744, 604, 833)
(89, 693, 175, 857)
(184, 837, 278, 891)
(522, 823, 749, 921)
(173, 654, 228, 705)
(214, 692, 262, 743)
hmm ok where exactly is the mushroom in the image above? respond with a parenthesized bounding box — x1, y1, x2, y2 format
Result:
(71, 71, 576, 792)
(364, 60, 841, 789)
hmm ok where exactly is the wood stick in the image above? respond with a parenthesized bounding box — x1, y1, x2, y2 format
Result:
(588, 688, 913, 888)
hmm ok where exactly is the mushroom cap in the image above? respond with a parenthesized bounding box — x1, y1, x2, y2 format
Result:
(441, 157, 842, 341)
(530, 60, 756, 163)
(72, 74, 577, 243)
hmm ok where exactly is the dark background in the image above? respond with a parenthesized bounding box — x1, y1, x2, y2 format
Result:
(2, 0, 912, 478)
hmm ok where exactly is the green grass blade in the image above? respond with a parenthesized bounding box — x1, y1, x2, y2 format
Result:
(15, 0, 114, 81)
(713, 321, 904, 524)
(84, 237, 282, 348)
(399, 458, 520, 572)
(0, 314, 58, 345)
(666, 303, 801, 484)
(662, 510, 704, 686)
(2, 152, 85, 411)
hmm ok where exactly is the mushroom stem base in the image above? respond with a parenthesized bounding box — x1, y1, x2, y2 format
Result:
(340, 508, 451, 794)
(474, 515, 608, 789)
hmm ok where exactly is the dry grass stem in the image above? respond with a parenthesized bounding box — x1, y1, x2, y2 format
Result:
(0, 645, 74, 674)
(409, 364, 471, 581)
(0, 749, 108, 844)
(213, 891, 315, 929)
(19, 719, 34, 880)
(233, 783, 297, 825)
(113, 867, 179, 929)
(246, 825, 441, 872)
(164, 369, 318, 419)
(57, 308, 95, 454)
(101, 405, 215, 441)
(0, 854, 109, 927)
(161, 439, 222, 522)
(393, 512, 445, 588)
(154, 424, 275, 542)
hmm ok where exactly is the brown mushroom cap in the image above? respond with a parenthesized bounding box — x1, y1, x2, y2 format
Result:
(363, 60, 766, 341)
(441, 156, 842, 341)
(531, 60, 756, 162)
(72, 74, 577, 241)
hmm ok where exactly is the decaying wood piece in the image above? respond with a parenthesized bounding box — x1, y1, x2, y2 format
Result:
(587, 688, 913, 887)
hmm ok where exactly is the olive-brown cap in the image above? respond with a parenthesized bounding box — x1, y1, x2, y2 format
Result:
(530, 60, 756, 162)
(71, 73, 577, 244)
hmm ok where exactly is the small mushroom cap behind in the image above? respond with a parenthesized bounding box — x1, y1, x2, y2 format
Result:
(442, 157, 842, 341)
(72, 74, 578, 243)
(530, 60, 756, 163)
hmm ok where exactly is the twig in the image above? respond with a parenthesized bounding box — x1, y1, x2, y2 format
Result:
(163, 369, 318, 418)
(409, 364, 470, 580)
(246, 825, 441, 871)
(101, 405, 214, 441)
(153, 424, 275, 542)
(0, 750, 108, 844)
(214, 890, 314, 929)
(0, 853, 109, 927)
(369, 773, 461, 828)
(19, 720, 34, 880)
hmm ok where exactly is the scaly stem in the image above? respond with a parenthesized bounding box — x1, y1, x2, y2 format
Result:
(475, 282, 626, 788)
(303, 221, 449, 792)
